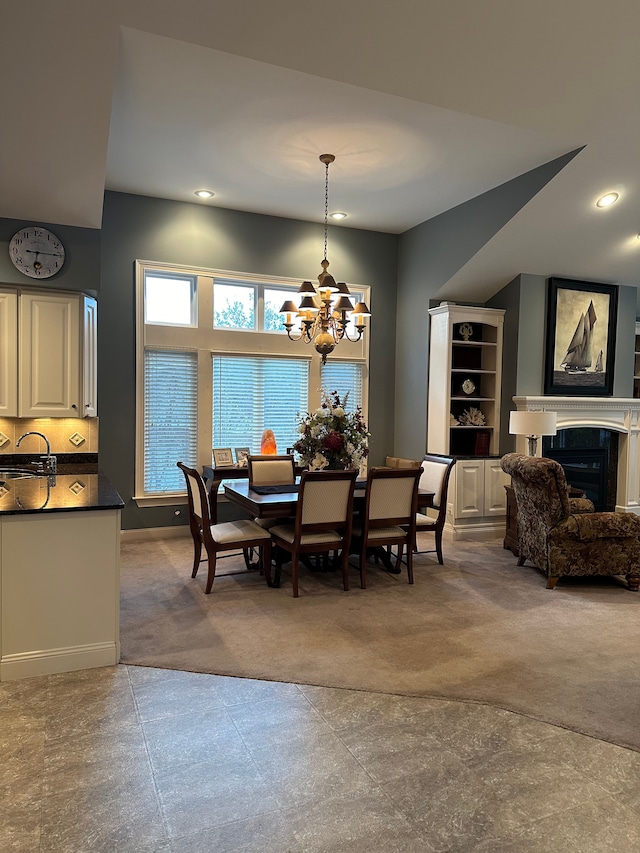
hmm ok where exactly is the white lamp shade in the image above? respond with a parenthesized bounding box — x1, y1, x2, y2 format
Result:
(509, 410, 557, 436)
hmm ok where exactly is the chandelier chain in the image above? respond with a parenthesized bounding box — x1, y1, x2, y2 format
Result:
(323, 159, 329, 262)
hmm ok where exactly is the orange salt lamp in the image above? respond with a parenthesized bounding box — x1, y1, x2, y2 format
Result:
(260, 429, 277, 455)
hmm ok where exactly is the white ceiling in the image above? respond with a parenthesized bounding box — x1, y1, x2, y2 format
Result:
(3, 0, 640, 304)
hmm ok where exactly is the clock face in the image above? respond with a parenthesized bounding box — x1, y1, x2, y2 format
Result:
(9, 227, 65, 279)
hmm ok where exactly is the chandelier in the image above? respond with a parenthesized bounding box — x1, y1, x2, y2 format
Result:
(279, 154, 371, 364)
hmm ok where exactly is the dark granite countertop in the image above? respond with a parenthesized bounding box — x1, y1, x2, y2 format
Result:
(0, 457, 123, 515)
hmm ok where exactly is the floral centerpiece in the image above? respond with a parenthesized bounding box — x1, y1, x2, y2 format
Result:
(293, 389, 370, 471)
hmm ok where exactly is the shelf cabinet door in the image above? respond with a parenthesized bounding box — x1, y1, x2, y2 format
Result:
(455, 459, 486, 518)
(82, 296, 98, 417)
(0, 290, 18, 417)
(454, 458, 508, 520)
(19, 292, 81, 417)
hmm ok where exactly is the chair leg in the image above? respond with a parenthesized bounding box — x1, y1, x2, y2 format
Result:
(340, 547, 350, 592)
(359, 543, 367, 589)
(402, 543, 414, 584)
(627, 573, 640, 591)
(191, 534, 202, 578)
(205, 549, 217, 593)
(546, 576, 559, 589)
(435, 530, 444, 565)
(292, 555, 299, 597)
(261, 541, 273, 587)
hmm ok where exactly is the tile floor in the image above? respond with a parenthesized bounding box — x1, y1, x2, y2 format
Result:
(2, 665, 640, 852)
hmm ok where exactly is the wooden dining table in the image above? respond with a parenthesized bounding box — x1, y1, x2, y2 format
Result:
(222, 478, 435, 519)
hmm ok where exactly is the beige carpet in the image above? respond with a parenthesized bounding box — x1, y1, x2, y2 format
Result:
(120, 534, 640, 752)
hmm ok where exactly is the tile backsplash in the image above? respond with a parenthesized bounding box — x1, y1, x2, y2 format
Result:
(0, 418, 99, 455)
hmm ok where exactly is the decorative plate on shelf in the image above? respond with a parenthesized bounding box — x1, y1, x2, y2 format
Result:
(461, 378, 476, 395)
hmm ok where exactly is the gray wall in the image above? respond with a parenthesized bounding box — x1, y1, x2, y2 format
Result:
(100, 192, 398, 529)
(394, 150, 582, 461)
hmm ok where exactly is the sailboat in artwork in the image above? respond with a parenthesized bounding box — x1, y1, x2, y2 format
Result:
(594, 349, 603, 373)
(561, 300, 596, 372)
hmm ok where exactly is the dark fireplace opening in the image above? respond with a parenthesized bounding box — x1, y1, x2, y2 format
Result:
(542, 428, 618, 512)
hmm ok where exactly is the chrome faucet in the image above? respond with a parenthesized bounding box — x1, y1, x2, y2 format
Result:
(16, 431, 57, 475)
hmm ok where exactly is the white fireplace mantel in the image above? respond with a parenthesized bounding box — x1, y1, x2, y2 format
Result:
(513, 396, 640, 515)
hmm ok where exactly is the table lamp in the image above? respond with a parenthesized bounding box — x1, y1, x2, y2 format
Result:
(509, 410, 557, 456)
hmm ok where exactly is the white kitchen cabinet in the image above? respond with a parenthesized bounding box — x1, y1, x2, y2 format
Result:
(0, 287, 97, 417)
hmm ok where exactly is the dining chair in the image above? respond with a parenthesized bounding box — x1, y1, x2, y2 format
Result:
(247, 454, 296, 487)
(351, 466, 422, 588)
(410, 454, 456, 564)
(177, 462, 272, 594)
(247, 454, 296, 532)
(269, 469, 358, 597)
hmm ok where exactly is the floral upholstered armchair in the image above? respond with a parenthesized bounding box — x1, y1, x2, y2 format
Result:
(500, 453, 640, 590)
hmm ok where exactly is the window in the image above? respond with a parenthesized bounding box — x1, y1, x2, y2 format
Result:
(213, 281, 255, 330)
(145, 274, 195, 326)
(136, 261, 369, 504)
(144, 350, 198, 493)
(321, 362, 364, 412)
(213, 356, 309, 451)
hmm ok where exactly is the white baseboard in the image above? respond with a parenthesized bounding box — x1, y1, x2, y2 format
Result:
(1, 642, 118, 682)
(445, 520, 506, 541)
(121, 526, 190, 543)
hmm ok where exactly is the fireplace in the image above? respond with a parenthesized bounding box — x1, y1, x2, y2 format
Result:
(513, 396, 640, 516)
(542, 428, 618, 511)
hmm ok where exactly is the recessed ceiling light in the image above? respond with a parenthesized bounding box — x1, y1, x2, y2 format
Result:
(194, 190, 215, 199)
(329, 211, 347, 220)
(596, 192, 619, 208)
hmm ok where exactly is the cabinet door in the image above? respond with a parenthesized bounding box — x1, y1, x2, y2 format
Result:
(19, 292, 80, 417)
(82, 296, 98, 417)
(484, 459, 508, 516)
(454, 459, 485, 518)
(0, 290, 18, 417)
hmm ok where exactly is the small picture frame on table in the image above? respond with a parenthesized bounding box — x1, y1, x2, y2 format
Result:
(213, 447, 234, 467)
(235, 447, 250, 466)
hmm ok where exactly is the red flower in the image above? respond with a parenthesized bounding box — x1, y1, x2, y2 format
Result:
(323, 431, 345, 453)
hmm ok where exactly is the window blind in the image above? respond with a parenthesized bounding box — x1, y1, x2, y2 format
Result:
(321, 362, 364, 412)
(144, 350, 198, 492)
(212, 356, 309, 453)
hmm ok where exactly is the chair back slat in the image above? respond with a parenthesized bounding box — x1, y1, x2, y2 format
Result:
(300, 477, 354, 526)
(186, 470, 205, 520)
(419, 454, 455, 511)
(368, 471, 419, 523)
(248, 455, 295, 486)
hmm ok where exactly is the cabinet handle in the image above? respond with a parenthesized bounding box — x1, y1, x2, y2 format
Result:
(72, 404, 78, 410)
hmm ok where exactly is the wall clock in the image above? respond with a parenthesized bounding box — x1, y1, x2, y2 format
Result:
(9, 226, 65, 279)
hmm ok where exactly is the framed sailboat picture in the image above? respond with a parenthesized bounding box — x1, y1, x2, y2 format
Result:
(544, 278, 617, 396)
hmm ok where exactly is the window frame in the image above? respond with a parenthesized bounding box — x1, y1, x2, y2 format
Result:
(134, 260, 370, 506)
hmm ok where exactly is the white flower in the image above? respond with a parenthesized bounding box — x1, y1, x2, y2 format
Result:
(333, 406, 345, 416)
(309, 452, 328, 471)
(297, 423, 306, 433)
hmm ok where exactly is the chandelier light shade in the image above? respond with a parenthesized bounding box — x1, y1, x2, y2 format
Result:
(509, 410, 557, 456)
(279, 154, 371, 363)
